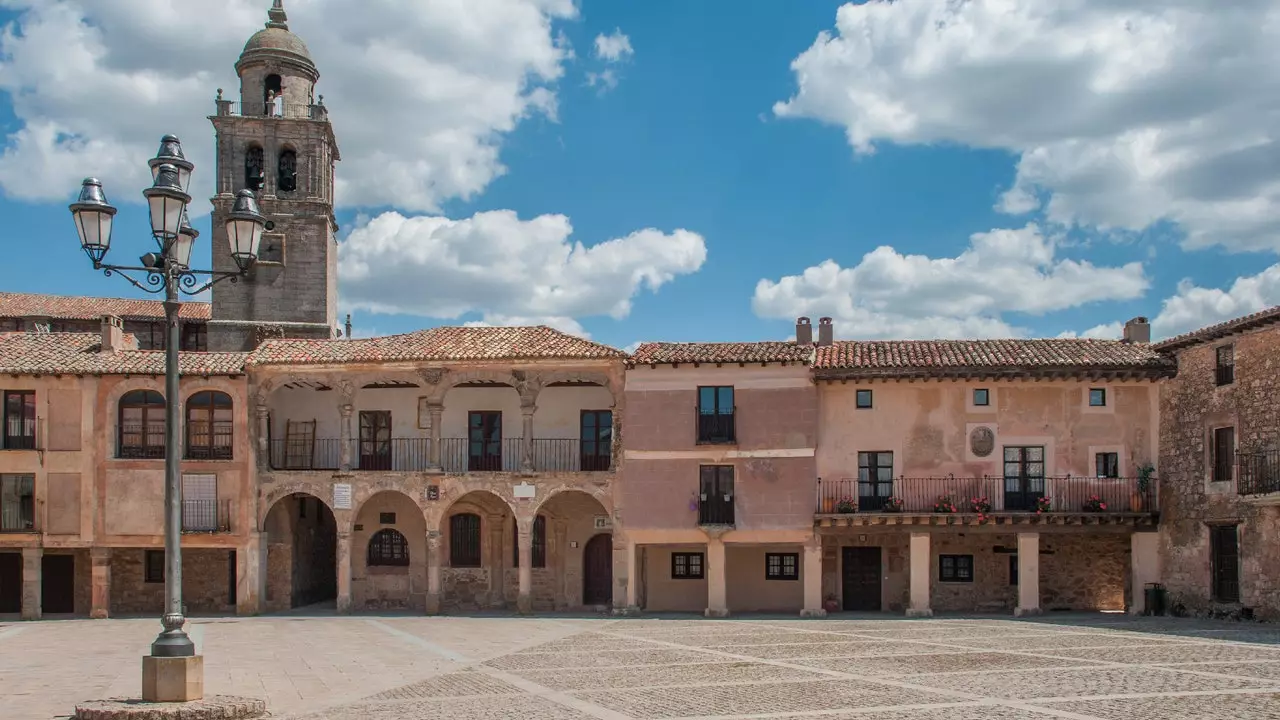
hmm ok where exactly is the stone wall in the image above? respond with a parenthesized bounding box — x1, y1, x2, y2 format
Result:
(442, 567, 492, 611)
(1159, 322, 1280, 619)
(1041, 534, 1128, 611)
(110, 548, 235, 615)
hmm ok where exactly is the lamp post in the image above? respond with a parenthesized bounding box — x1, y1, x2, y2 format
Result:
(69, 135, 265, 698)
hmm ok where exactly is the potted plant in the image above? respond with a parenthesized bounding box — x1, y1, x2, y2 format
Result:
(1082, 494, 1107, 512)
(1133, 464, 1154, 511)
(933, 495, 958, 513)
(1034, 496, 1052, 514)
(823, 593, 839, 613)
(836, 496, 857, 513)
(883, 497, 905, 513)
(968, 496, 992, 514)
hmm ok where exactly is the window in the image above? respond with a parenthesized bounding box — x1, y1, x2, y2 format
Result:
(939, 554, 973, 583)
(1003, 445, 1046, 511)
(671, 552, 704, 579)
(1212, 427, 1235, 484)
(118, 390, 166, 458)
(698, 465, 735, 525)
(696, 386, 735, 444)
(858, 451, 894, 511)
(245, 145, 264, 191)
(0, 318, 20, 332)
(468, 411, 502, 471)
(278, 149, 298, 192)
(180, 474, 218, 532)
(765, 553, 799, 580)
(449, 513, 482, 567)
(181, 322, 207, 352)
(144, 550, 165, 583)
(379, 512, 396, 525)
(855, 389, 873, 409)
(185, 391, 233, 460)
(1089, 388, 1106, 407)
(512, 515, 547, 568)
(973, 388, 990, 407)
(1210, 525, 1240, 603)
(1009, 555, 1019, 586)
(580, 410, 612, 471)
(3, 390, 36, 450)
(0, 474, 35, 532)
(1095, 452, 1119, 478)
(368, 529, 410, 567)
(1216, 345, 1235, 386)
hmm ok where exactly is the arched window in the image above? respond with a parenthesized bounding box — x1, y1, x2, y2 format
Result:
(245, 145, 264, 191)
(277, 149, 297, 192)
(185, 391, 233, 460)
(367, 529, 409, 567)
(118, 390, 165, 458)
(512, 515, 546, 568)
(450, 513, 481, 567)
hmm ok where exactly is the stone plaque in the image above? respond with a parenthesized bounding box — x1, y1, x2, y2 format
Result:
(970, 426, 995, 457)
(333, 483, 353, 510)
(513, 481, 536, 499)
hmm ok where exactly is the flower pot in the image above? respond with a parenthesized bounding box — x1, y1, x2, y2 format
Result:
(821, 497, 834, 513)
(1130, 492, 1142, 512)
(823, 598, 839, 613)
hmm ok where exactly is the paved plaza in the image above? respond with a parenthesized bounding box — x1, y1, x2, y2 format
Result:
(4, 614, 1280, 719)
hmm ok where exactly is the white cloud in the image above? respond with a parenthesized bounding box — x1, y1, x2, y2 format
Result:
(0, 0, 577, 212)
(1149, 264, 1280, 338)
(775, 0, 1280, 253)
(752, 224, 1148, 339)
(338, 209, 707, 329)
(593, 29, 633, 63)
(1056, 322, 1123, 340)
(621, 341, 643, 354)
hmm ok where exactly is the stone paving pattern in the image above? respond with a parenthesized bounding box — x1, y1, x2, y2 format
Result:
(4, 615, 1280, 719)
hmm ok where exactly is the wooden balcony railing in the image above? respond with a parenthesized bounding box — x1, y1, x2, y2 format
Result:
(1239, 449, 1280, 496)
(267, 437, 612, 473)
(816, 475, 1158, 515)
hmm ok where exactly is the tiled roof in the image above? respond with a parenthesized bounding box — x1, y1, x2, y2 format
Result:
(249, 325, 627, 366)
(812, 339, 1175, 379)
(0, 332, 247, 375)
(0, 292, 211, 321)
(629, 342, 813, 366)
(1153, 305, 1280, 353)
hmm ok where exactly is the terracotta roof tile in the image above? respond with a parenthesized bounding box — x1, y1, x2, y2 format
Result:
(0, 332, 246, 375)
(1153, 305, 1280, 352)
(249, 325, 626, 366)
(0, 292, 210, 321)
(629, 342, 813, 365)
(813, 339, 1175, 379)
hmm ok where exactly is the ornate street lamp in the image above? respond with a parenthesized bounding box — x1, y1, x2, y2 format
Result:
(69, 135, 265, 692)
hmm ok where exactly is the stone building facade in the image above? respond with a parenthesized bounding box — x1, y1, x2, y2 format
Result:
(1155, 306, 1280, 620)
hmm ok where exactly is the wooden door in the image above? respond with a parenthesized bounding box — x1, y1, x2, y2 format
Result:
(468, 411, 502, 471)
(359, 411, 392, 470)
(1003, 445, 1046, 511)
(41, 554, 75, 614)
(1211, 525, 1240, 603)
(0, 553, 20, 613)
(583, 533, 613, 606)
(841, 546, 882, 611)
(580, 410, 612, 471)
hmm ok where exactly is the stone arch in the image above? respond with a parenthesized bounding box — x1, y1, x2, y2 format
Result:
(260, 479, 337, 530)
(535, 370, 617, 407)
(352, 489, 427, 610)
(533, 484, 613, 519)
(528, 487, 613, 610)
(277, 146, 298, 192)
(262, 491, 337, 611)
(437, 489, 516, 611)
(245, 143, 264, 190)
(426, 369, 520, 405)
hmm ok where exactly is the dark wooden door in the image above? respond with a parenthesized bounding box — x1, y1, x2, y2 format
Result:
(0, 553, 20, 613)
(1211, 524, 1240, 603)
(359, 411, 392, 470)
(583, 533, 613, 606)
(468, 411, 502, 471)
(41, 554, 75, 614)
(1003, 445, 1046, 511)
(841, 546, 882, 611)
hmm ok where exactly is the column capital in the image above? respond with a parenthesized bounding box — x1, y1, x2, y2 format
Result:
(339, 403, 354, 417)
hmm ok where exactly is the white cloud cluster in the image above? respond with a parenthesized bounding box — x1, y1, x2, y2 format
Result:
(0, 0, 576, 212)
(587, 28, 633, 92)
(752, 224, 1148, 339)
(338, 209, 707, 332)
(775, 0, 1280, 253)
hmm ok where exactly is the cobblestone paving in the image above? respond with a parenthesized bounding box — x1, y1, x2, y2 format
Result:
(6, 615, 1280, 719)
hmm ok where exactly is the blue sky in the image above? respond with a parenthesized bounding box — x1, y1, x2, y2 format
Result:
(2, 0, 1278, 349)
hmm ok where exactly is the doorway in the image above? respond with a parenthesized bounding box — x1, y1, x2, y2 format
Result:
(41, 554, 75, 614)
(468, 411, 502, 471)
(583, 533, 613, 606)
(0, 553, 20, 613)
(359, 411, 392, 470)
(841, 546, 882, 611)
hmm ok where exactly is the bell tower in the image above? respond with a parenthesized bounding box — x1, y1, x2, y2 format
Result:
(207, 0, 340, 351)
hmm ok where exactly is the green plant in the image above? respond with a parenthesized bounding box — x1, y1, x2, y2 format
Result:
(836, 496, 857, 513)
(883, 497, 905, 512)
(933, 495, 958, 513)
(1034, 496, 1053, 513)
(1137, 463, 1155, 492)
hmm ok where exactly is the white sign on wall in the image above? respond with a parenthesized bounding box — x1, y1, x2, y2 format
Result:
(333, 483, 353, 510)
(593, 515, 612, 530)
(513, 481, 536, 499)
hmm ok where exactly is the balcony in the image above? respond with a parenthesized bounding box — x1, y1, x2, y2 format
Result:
(816, 475, 1158, 524)
(181, 498, 232, 533)
(696, 410, 736, 444)
(215, 100, 328, 121)
(267, 437, 613, 473)
(1239, 449, 1280, 499)
(698, 494, 736, 526)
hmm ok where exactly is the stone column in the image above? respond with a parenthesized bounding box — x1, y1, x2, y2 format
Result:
(336, 531, 353, 613)
(705, 537, 728, 617)
(338, 403, 354, 472)
(1130, 531, 1161, 614)
(908, 533, 933, 617)
(20, 547, 41, 620)
(237, 533, 263, 615)
(90, 547, 111, 619)
(427, 404, 443, 470)
(425, 532, 442, 614)
(255, 401, 271, 471)
(516, 520, 533, 614)
(520, 403, 536, 473)
(1015, 532, 1041, 617)
(801, 539, 825, 617)
(489, 516, 505, 606)
(624, 539, 640, 613)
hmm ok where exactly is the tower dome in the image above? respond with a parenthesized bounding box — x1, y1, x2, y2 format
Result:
(236, 1, 318, 83)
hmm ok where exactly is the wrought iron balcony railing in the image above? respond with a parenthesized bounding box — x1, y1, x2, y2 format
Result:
(267, 437, 612, 473)
(1239, 449, 1280, 496)
(181, 498, 232, 533)
(816, 475, 1158, 515)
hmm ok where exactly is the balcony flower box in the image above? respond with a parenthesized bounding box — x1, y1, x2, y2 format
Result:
(836, 497, 857, 514)
(933, 495, 958, 513)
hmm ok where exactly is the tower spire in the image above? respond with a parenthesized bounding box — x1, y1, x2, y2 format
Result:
(266, 0, 288, 30)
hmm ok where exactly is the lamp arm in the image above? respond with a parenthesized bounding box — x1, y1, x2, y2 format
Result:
(96, 264, 168, 295)
(94, 262, 244, 297)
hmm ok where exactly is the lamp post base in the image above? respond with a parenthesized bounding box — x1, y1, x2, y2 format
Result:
(142, 655, 204, 703)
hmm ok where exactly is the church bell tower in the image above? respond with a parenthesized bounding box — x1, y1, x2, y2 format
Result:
(207, 0, 340, 351)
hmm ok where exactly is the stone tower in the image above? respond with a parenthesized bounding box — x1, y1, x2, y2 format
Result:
(207, 0, 340, 351)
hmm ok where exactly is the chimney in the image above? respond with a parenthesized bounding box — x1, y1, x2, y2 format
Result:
(100, 315, 124, 352)
(817, 316, 834, 346)
(795, 317, 813, 345)
(1123, 316, 1150, 344)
